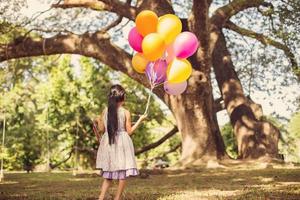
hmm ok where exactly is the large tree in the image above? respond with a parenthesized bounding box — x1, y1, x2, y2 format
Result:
(0, 0, 299, 165)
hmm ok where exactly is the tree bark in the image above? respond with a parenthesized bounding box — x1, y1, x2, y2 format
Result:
(164, 79, 226, 165)
(212, 31, 280, 159)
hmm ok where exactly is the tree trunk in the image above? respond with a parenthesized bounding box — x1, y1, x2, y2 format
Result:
(164, 70, 226, 165)
(160, 0, 227, 165)
(212, 31, 280, 159)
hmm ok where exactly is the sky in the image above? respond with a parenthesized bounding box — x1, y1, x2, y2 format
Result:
(20, 0, 46, 16)
(16, 0, 300, 126)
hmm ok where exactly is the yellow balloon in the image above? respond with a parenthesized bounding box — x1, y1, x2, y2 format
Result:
(132, 53, 148, 73)
(135, 10, 158, 36)
(167, 58, 192, 83)
(142, 33, 166, 61)
(157, 14, 182, 45)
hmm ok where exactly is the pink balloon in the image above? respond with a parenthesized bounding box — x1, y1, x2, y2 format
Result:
(164, 81, 187, 95)
(173, 32, 199, 59)
(146, 59, 168, 85)
(128, 27, 143, 52)
(165, 44, 175, 64)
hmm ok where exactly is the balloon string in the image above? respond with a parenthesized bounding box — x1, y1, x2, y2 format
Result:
(144, 86, 154, 115)
(143, 79, 168, 115)
(154, 81, 165, 88)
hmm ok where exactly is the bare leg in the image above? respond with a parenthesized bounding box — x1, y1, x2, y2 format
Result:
(114, 179, 126, 200)
(99, 179, 112, 200)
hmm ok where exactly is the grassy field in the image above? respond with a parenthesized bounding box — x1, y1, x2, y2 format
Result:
(0, 166, 300, 200)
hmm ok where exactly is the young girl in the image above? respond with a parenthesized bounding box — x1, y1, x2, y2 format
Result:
(95, 84, 147, 200)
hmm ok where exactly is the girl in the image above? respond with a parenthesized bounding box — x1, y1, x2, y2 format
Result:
(95, 84, 147, 200)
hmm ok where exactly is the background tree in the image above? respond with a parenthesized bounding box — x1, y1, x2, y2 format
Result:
(0, 0, 299, 165)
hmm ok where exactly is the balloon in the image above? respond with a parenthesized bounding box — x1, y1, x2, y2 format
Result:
(128, 27, 143, 52)
(135, 10, 158, 36)
(165, 44, 175, 64)
(164, 81, 187, 95)
(132, 53, 148, 73)
(145, 59, 167, 85)
(157, 14, 182, 45)
(142, 33, 166, 61)
(167, 58, 192, 83)
(173, 32, 199, 58)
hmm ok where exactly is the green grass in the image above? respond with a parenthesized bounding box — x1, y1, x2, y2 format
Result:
(0, 167, 300, 200)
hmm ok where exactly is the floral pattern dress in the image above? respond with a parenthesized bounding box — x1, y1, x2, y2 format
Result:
(96, 107, 138, 179)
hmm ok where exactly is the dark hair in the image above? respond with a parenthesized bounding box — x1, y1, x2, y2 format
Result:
(107, 84, 126, 145)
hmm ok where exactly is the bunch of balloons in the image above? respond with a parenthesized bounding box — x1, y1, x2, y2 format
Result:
(128, 10, 199, 95)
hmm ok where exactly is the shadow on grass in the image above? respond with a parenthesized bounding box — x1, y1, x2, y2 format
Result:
(0, 168, 299, 200)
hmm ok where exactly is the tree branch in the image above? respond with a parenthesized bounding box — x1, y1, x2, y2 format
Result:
(0, 30, 164, 93)
(137, 0, 174, 16)
(0, 0, 174, 102)
(146, 142, 181, 162)
(135, 126, 178, 155)
(49, 148, 74, 169)
(210, 0, 269, 28)
(52, 0, 137, 20)
(190, 0, 210, 50)
(53, 126, 179, 159)
(213, 97, 225, 113)
(75, 146, 97, 157)
(102, 16, 123, 32)
(225, 20, 299, 79)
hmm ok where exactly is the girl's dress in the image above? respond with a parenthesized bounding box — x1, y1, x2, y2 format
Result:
(96, 107, 138, 179)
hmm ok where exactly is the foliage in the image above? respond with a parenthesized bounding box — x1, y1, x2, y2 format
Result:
(0, 54, 176, 170)
(220, 123, 238, 159)
(286, 111, 300, 163)
(289, 111, 300, 137)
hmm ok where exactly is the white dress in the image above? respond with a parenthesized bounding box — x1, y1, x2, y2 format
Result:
(96, 107, 138, 179)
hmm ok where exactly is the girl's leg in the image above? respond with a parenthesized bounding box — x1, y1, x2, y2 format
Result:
(114, 179, 126, 200)
(99, 178, 112, 200)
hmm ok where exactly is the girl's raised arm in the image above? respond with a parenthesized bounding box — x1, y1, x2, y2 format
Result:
(125, 109, 147, 135)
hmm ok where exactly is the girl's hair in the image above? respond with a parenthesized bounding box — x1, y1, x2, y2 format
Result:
(107, 84, 126, 145)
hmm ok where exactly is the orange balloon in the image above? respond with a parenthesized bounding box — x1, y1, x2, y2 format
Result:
(135, 10, 158, 36)
(132, 53, 148, 73)
(142, 33, 166, 61)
